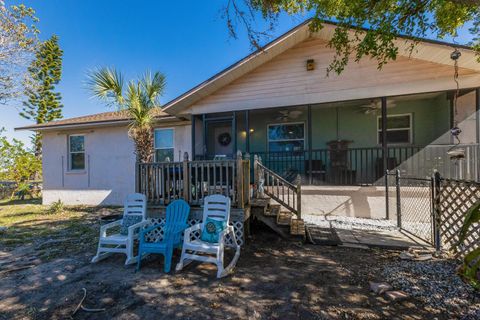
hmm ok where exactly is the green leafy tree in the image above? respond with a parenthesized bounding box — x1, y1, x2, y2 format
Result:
(0, 1, 39, 103)
(20, 35, 63, 157)
(224, 0, 480, 74)
(87, 68, 166, 163)
(0, 128, 42, 197)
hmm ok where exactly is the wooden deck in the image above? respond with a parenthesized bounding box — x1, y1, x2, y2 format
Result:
(147, 205, 250, 222)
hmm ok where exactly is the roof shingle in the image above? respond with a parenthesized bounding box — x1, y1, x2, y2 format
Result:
(16, 108, 172, 131)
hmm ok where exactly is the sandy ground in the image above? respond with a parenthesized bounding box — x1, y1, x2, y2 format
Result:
(1, 224, 478, 320)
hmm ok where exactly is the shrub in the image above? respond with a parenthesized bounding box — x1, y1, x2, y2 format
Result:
(48, 200, 64, 215)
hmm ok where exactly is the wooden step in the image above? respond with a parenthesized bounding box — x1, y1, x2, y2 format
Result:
(277, 211, 293, 226)
(251, 198, 270, 207)
(255, 214, 290, 239)
(290, 219, 305, 236)
(265, 204, 280, 217)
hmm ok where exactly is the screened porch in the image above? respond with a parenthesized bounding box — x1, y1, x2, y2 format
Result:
(188, 88, 480, 185)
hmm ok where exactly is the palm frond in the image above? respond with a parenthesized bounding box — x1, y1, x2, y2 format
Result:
(87, 67, 125, 108)
(141, 70, 166, 107)
(126, 80, 153, 129)
(458, 201, 480, 245)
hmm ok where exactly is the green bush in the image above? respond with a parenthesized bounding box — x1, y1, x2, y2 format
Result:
(48, 200, 64, 215)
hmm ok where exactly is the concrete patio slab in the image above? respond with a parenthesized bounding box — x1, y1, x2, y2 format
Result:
(337, 228, 430, 250)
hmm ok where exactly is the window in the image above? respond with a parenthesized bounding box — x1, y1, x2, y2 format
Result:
(154, 128, 174, 161)
(268, 123, 305, 152)
(68, 135, 85, 170)
(377, 114, 412, 144)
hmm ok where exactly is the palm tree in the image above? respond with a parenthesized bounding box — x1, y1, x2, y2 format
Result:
(87, 67, 166, 163)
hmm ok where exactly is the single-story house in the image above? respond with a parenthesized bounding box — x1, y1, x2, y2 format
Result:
(17, 20, 480, 222)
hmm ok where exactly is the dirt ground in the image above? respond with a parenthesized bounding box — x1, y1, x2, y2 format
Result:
(0, 201, 478, 320)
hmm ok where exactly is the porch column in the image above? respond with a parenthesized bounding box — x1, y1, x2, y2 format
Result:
(307, 105, 313, 184)
(476, 88, 480, 144)
(202, 114, 207, 158)
(381, 97, 389, 220)
(191, 114, 196, 160)
(381, 97, 388, 173)
(245, 110, 250, 154)
(476, 88, 480, 181)
(232, 111, 237, 156)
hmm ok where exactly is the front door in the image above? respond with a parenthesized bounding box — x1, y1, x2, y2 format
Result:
(206, 120, 233, 158)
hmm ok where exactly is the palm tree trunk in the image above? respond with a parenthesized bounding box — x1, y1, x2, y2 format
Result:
(133, 127, 154, 163)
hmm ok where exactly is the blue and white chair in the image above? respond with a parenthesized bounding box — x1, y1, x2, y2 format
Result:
(91, 193, 148, 265)
(176, 194, 240, 278)
(136, 199, 190, 273)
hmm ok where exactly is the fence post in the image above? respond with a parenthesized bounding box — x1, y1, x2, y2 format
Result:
(296, 174, 302, 220)
(385, 170, 390, 220)
(182, 152, 190, 202)
(395, 169, 401, 228)
(236, 151, 244, 208)
(432, 171, 442, 251)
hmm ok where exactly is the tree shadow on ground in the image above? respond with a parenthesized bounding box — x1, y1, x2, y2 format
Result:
(0, 221, 458, 320)
(0, 198, 42, 206)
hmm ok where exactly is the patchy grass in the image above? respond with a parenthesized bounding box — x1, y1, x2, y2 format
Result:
(0, 198, 107, 259)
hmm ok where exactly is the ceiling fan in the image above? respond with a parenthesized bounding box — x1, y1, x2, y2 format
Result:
(358, 99, 396, 114)
(275, 110, 303, 121)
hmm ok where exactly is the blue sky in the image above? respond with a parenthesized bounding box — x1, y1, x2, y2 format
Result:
(1, 1, 474, 146)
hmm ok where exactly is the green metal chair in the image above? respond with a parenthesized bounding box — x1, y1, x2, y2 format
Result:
(136, 199, 190, 272)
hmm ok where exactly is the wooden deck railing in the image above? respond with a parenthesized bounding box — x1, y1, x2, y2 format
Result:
(136, 152, 250, 208)
(251, 143, 480, 185)
(254, 155, 301, 219)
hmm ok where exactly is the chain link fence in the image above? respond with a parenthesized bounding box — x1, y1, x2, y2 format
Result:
(385, 171, 480, 256)
(385, 171, 434, 245)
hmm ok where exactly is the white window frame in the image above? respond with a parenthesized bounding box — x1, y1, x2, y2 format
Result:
(377, 113, 413, 145)
(154, 128, 175, 162)
(267, 122, 306, 152)
(68, 134, 86, 171)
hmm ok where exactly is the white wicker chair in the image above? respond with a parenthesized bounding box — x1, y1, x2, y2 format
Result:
(176, 194, 240, 278)
(91, 193, 148, 265)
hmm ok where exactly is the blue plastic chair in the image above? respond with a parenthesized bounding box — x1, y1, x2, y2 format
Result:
(136, 199, 190, 272)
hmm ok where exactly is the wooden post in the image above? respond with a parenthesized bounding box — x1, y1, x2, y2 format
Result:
(182, 152, 190, 202)
(244, 153, 251, 205)
(236, 150, 244, 208)
(253, 155, 259, 198)
(296, 174, 302, 220)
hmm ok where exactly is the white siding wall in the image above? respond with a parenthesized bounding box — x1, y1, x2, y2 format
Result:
(173, 124, 192, 161)
(42, 124, 192, 206)
(42, 126, 136, 206)
(186, 38, 479, 115)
